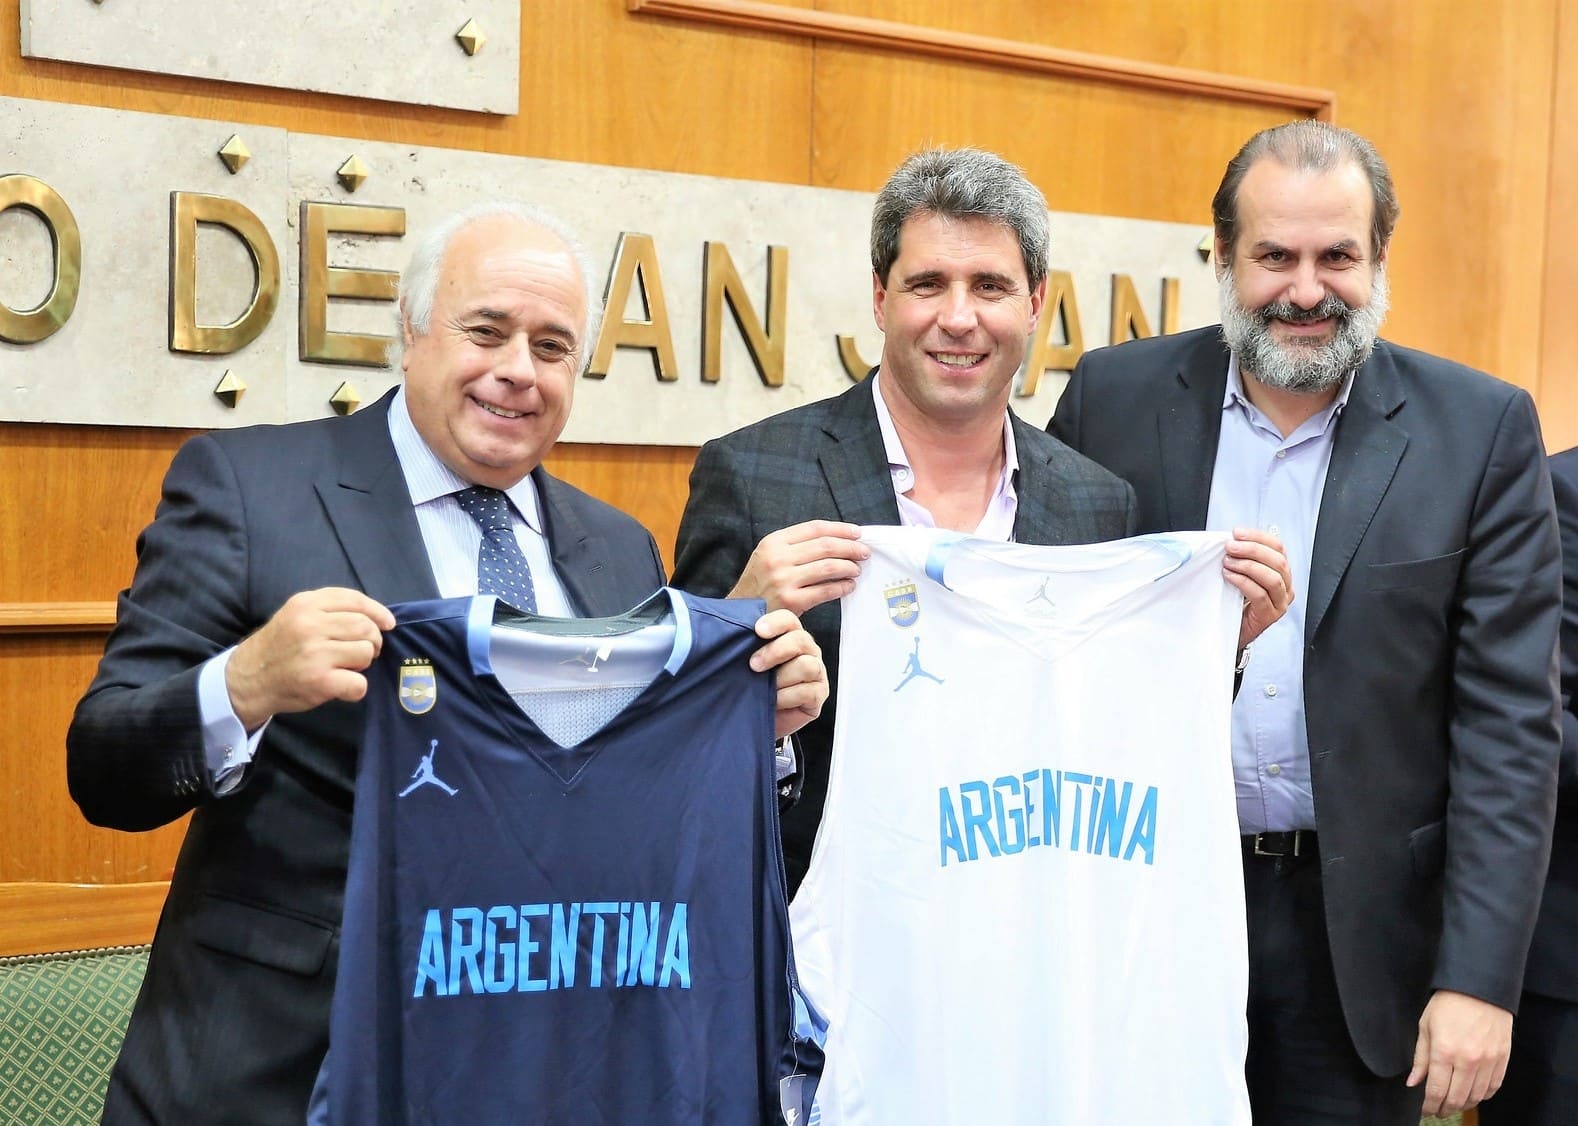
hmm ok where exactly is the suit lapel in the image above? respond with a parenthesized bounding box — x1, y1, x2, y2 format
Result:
(1011, 412, 1077, 544)
(316, 390, 439, 604)
(1158, 334, 1231, 530)
(1306, 346, 1408, 640)
(819, 376, 904, 527)
(534, 466, 615, 614)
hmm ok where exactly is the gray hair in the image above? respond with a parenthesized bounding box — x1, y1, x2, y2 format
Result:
(1212, 120, 1399, 259)
(870, 148, 1051, 291)
(389, 200, 602, 370)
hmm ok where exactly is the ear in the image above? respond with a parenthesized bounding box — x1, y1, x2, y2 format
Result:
(871, 269, 888, 333)
(1025, 275, 1048, 335)
(398, 301, 416, 372)
(1213, 238, 1230, 281)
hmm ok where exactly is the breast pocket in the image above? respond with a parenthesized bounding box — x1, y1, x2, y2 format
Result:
(1364, 548, 1465, 593)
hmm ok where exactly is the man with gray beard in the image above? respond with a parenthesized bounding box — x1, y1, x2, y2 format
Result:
(1051, 120, 1561, 1125)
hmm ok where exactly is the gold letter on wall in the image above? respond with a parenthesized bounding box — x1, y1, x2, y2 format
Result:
(835, 335, 875, 383)
(701, 242, 788, 386)
(587, 232, 678, 381)
(1109, 275, 1180, 346)
(299, 201, 406, 366)
(1021, 269, 1084, 396)
(0, 175, 81, 345)
(169, 192, 281, 355)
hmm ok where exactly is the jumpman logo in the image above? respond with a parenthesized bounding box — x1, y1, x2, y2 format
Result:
(1026, 575, 1058, 613)
(893, 637, 945, 692)
(397, 739, 459, 798)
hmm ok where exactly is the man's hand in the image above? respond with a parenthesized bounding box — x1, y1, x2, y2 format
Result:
(729, 521, 868, 616)
(1406, 989, 1513, 1116)
(226, 588, 396, 731)
(1225, 527, 1294, 651)
(748, 608, 829, 740)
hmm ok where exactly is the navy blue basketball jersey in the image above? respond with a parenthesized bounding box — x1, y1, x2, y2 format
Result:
(311, 591, 817, 1125)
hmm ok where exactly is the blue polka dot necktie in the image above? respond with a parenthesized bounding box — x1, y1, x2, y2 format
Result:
(455, 486, 537, 613)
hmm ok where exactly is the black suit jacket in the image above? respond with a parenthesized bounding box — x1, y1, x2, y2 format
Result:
(673, 375, 1137, 891)
(67, 390, 665, 1124)
(1523, 446, 1578, 1002)
(1051, 325, 1562, 1075)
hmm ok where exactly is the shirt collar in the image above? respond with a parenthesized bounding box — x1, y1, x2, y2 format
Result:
(387, 387, 548, 534)
(1223, 351, 1355, 434)
(870, 369, 1019, 484)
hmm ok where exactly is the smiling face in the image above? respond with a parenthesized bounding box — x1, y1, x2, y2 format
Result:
(400, 215, 589, 489)
(873, 211, 1045, 428)
(1217, 157, 1388, 393)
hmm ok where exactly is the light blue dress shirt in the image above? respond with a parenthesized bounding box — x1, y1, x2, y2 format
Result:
(1206, 356, 1353, 833)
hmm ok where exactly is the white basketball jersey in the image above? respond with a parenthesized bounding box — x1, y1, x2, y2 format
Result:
(792, 527, 1250, 1126)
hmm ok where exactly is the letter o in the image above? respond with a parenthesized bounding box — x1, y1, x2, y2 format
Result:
(0, 175, 81, 344)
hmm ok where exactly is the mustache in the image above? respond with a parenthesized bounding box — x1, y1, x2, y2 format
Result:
(1257, 292, 1353, 325)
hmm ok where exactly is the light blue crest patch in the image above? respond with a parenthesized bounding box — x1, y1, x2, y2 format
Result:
(398, 659, 437, 715)
(884, 581, 919, 627)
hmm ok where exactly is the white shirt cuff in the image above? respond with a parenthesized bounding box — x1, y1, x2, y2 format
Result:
(198, 649, 269, 795)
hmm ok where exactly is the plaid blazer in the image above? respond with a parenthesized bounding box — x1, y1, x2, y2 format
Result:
(673, 373, 1137, 889)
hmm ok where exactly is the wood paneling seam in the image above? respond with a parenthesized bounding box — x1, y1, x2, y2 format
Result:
(628, 0, 1336, 120)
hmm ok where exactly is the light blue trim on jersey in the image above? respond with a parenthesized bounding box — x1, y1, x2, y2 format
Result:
(924, 531, 1195, 591)
(467, 594, 498, 676)
(792, 986, 829, 1047)
(922, 533, 969, 589)
(663, 588, 694, 675)
(1140, 535, 1194, 581)
(465, 589, 692, 677)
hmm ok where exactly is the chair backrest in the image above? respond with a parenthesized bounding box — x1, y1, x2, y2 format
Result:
(0, 944, 150, 1125)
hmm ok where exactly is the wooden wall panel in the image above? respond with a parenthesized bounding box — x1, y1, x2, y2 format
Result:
(1537, 0, 1578, 455)
(815, 0, 1560, 394)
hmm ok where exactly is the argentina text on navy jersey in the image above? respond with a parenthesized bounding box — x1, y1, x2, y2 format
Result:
(312, 590, 821, 1125)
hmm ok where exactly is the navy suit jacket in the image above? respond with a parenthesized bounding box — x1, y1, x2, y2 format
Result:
(67, 390, 665, 1124)
(1524, 446, 1578, 1002)
(673, 374, 1137, 891)
(1051, 325, 1562, 1075)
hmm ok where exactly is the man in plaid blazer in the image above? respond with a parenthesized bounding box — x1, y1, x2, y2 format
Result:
(674, 147, 1292, 891)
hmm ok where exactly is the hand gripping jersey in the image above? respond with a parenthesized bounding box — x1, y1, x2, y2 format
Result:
(792, 528, 1250, 1126)
(311, 591, 820, 1125)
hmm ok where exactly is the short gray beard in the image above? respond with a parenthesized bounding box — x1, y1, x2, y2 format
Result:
(1218, 266, 1388, 393)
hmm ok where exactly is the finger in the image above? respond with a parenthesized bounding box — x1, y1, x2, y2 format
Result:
(751, 635, 822, 675)
(779, 520, 863, 546)
(1462, 1061, 1493, 1110)
(1223, 563, 1292, 609)
(1442, 1063, 1476, 1116)
(323, 668, 372, 705)
(1489, 1052, 1509, 1096)
(753, 608, 803, 640)
(1423, 1057, 1456, 1117)
(1222, 570, 1282, 611)
(319, 636, 383, 672)
(1406, 1029, 1430, 1088)
(312, 609, 392, 644)
(774, 678, 827, 715)
(777, 578, 858, 617)
(767, 652, 826, 689)
(1229, 526, 1285, 551)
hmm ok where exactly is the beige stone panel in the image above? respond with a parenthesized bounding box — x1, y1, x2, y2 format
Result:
(19, 0, 519, 114)
(0, 97, 289, 427)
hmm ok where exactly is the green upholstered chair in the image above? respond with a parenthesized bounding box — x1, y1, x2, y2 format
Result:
(0, 945, 149, 1125)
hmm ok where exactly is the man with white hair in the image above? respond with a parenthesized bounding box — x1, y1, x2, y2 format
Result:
(1051, 120, 1562, 1124)
(67, 201, 827, 1124)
